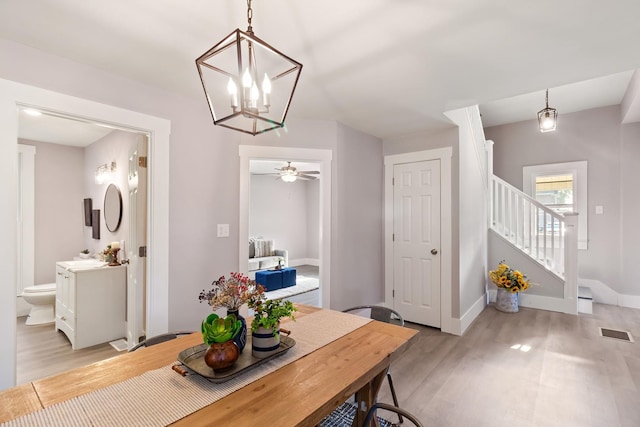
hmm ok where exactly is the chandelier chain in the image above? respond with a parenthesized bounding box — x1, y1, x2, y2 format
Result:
(545, 89, 549, 108)
(247, 0, 253, 27)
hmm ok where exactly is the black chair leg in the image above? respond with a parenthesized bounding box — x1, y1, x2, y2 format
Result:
(387, 371, 403, 424)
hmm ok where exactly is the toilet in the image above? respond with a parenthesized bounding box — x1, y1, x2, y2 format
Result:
(22, 283, 57, 325)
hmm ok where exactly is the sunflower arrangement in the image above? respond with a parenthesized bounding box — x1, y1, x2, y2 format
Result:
(489, 261, 530, 293)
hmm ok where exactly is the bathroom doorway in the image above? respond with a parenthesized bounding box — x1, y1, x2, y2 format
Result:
(16, 111, 149, 382)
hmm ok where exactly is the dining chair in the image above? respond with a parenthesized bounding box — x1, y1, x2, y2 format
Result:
(342, 305, 405, 424)
(128, 331, 194, 352)
(364, 402, 423, 427)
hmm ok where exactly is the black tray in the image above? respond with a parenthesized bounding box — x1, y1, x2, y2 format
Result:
(175, 335, 296, 383)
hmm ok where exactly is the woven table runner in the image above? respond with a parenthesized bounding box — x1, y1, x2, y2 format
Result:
(3, 310, 371, 427)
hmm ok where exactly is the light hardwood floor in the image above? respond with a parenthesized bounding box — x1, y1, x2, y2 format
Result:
(16, 296, 640, 426)
(16, 317, 120, 385)
(378, 303, 640, 427)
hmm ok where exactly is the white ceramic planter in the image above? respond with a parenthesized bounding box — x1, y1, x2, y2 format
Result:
(251, 323, 281, 359)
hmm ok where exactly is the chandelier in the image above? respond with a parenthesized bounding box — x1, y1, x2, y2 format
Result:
(537, 89, 558, 133)
(196, 0, 303, 135)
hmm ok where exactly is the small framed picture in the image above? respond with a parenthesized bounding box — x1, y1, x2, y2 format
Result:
(92, 209, 100, 239)
(84, 198, 93, 226)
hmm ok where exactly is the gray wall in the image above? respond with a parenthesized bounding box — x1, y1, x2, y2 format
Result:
(457, 114, 489, 318)
(306, 179, 320, 259)
(84, 130, 139, 258)
(620, 122, 640, 295)
(20, 140, 84, 286)
(0, 38, 386, 335)
(333, 123, 384, 310)
(484, 105, 633, 295)
(19, 130, 139, 287)
(249, 175, 315, 262)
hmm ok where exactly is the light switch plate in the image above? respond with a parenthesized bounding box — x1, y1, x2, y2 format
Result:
(217, 224, 230, 237)
(595, 205, 604, 215)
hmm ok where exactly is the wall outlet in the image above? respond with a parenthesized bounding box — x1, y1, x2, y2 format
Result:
(217, 224, 230, 238)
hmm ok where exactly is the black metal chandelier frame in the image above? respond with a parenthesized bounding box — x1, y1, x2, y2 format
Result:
(196, 0, 303, 135)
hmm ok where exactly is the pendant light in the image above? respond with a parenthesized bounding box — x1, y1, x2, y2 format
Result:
(537, 89, 558, 132)
(196, 0, 303, 135)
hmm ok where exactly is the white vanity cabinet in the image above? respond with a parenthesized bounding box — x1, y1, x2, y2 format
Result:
(55, 263, 127, 350)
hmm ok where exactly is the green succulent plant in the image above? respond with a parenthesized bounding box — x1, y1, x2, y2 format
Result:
(201, 313, 242, 345)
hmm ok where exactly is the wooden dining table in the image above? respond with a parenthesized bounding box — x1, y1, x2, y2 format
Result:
(0, 304, 418, 426)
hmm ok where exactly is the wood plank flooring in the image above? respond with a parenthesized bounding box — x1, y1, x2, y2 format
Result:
(16, 288, 640, 426)
(15, 265, 321, 386)
(377, 303, 640, 427)
(16, 317, 120, 385)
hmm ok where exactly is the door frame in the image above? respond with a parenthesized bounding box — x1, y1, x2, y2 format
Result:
(0, 78, 170, 389)
(239, 145, 332, 309)
(384, 147, 454, 334)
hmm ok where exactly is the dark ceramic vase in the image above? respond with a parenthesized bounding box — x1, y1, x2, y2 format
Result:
(204, 340, 239, 370)
(227, 309, 247, 353)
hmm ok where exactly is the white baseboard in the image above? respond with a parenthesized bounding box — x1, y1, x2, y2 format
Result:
(487, 289, 575, 314)
(289, 258, 319, 267)
(578, 278, 640, 310)
(454, 293, 487, 335)
(618, 294, 640, 309)
(16, 296, 30, 317)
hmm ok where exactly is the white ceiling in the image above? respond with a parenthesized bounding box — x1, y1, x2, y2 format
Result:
(3, 0, 640, 140)
(18, 110, 114, 146)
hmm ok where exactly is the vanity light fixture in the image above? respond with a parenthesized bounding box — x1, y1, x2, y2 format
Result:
(195, 0, 303, 135)
(537, 89, 558, 132)
(95, 162, 117, 184)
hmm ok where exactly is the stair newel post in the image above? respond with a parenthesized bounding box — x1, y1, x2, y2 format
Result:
(563, 212, 579, 315)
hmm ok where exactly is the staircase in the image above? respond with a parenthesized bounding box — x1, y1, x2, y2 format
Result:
(488, 174, 579, 315)
(458, 106, 580, 315)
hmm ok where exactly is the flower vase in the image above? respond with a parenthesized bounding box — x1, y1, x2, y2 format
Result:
(496, 287, 519, 313)
(252, 323, 281, 359)
(227, 309, 247, 353)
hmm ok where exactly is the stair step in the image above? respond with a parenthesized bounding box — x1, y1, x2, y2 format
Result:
(578, 286, 593, 315)
(578, 286, 592, 300)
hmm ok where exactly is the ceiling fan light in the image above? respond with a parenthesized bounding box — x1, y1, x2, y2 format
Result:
(281, 174, 297, 183)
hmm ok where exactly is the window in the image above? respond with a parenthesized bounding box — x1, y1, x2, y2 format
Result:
(523, 161, 588, 250)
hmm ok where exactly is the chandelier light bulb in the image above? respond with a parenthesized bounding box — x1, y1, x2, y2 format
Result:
(242, 69, 253, 88)
(227, 78, 238, 108)
(262, 74, 271, 107)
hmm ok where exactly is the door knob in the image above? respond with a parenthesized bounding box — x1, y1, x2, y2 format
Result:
(431, 249, 438, 255)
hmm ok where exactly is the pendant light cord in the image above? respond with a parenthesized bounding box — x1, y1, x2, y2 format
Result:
(247, 0, 253, 33)
(545, 89, 549, 108)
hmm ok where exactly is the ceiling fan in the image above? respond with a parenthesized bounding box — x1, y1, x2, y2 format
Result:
(254, 161, 320, 182)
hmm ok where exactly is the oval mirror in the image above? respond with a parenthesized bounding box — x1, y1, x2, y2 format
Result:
(104, 183, 122, 232)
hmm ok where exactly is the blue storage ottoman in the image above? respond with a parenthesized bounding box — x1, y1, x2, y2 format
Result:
(281, 267, 296, 288)
(255, 270, 283, 291)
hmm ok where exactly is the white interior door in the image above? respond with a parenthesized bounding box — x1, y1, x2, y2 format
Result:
(393, 159, 441, 327)
(126, 135, 148, 347)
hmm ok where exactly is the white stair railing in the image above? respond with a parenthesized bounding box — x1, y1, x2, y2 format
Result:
(490, 175, 566, 278)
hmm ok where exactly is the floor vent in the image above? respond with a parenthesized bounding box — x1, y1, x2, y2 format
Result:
(599, 327, 634, 343)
